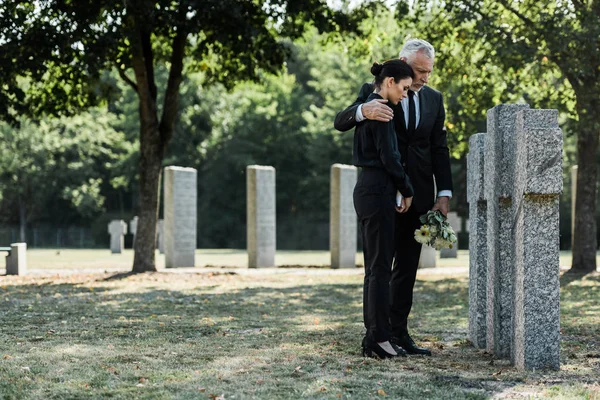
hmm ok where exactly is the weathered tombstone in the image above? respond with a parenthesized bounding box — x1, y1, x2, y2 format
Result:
(247, 165, 276, 268)
(130, 216, 138, 248)
(418, 245, 436, 268)
(330, 164, 357, 268)
(484, 104, 529, 359)
(440, 211, 461, 258)
(467, 133, 488, 349)
(571, 165, 577, 249)
(157, 219, 165, 254)
(6, 243, 27, 275)
(164, 166, 197, 268)
(512, 109, 562, 370)
(108, 220, 127, 254)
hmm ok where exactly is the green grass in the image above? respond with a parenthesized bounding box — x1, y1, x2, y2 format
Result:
(1, 266, 599, 399)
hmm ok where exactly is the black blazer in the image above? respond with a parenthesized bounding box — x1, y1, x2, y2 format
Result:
(335, 83, 453, 213)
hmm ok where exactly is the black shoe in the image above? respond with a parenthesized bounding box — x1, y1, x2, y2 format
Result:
(361, 336, 398, 359)
(390, 342, 407, 357)
(391, 333, 432, 356)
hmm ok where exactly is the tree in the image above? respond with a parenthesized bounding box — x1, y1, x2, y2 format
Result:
(0, 112, 128, 240)
(0, 0, 364, 272)
(421, 0, 599, 272)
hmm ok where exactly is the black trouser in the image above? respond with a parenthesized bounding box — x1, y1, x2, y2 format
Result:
(353, 168, 396, 343)
(390, 207, 424, 336)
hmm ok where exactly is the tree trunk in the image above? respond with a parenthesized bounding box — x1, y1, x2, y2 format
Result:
(571, 88, 599, 272)
(132, 127, 163, 273)
(126, 6, 186, 273)
(18, 201, 26, 242)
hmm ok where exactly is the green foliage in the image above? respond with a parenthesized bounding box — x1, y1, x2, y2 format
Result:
(0, 111, 129, 228)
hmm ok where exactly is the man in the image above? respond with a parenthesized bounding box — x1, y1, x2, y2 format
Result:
(334, 39, 453, 356)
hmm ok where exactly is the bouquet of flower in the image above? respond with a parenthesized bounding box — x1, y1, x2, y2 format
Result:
(414, 210, 457, 250)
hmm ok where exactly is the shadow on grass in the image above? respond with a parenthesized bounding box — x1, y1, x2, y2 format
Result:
(0, 273, 598, 399)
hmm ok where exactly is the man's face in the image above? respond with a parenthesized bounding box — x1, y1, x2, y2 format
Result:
(402, 51, 434, 92)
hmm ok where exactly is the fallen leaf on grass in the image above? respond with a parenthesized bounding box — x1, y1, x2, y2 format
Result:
(139, 377, 146, 384)
(320, 360, 328, 367)
(317, 387, 327, 392)
(314, 317, 320, 325)
(198, 388, 206, 392)
(377, 389, 388, 396)
(492, 370, 503, 376)
(208, 394, 225, 400)
(256, 379, 264, 384)
(3, 355, 13, 359)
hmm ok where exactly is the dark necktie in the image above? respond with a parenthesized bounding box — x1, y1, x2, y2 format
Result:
(407, 90, 416, 134)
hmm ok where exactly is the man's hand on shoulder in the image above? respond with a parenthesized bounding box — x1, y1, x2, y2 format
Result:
(362, 99, 394, 122)
(431, 196, 450, 216)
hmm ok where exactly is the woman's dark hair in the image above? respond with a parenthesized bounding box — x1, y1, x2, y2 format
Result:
(371, 59, 414, 89)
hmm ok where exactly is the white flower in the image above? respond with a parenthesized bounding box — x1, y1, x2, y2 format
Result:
(429, 225, 438, 236)
(414, 226, 431, 244)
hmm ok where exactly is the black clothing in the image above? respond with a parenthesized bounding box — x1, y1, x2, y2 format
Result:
(336, 83, 453, 337)
(390, 207, 423, 335)
(336, 83, 452, 213)
(352, 93, 413, 343)
(353, 169, 396, 343)
(353, 93, 414, 198)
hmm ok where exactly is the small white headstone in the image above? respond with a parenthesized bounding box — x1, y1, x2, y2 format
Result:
(164, 167, 197, 268)
(130, 216, 139, 247)
(418, 244, 436, 268)
(247, 165, 276, 268)
(6, 243, 27, 275)
(330, 164, 358, 268)
(108, 220, 127, 254)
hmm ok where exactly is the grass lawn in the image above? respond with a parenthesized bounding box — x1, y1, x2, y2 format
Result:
(0, 256, 599, 399)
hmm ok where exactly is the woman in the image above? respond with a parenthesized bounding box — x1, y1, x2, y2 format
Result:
(353, 59, 415, 358)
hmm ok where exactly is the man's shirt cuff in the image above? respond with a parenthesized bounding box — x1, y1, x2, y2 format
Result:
(437, 190, 452, 199)
(355, 104, 365, 122)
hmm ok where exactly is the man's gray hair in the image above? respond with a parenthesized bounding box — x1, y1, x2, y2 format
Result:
(399, 39, 435, 61)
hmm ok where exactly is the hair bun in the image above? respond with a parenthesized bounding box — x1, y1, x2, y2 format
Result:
(370, 62, 383, 76)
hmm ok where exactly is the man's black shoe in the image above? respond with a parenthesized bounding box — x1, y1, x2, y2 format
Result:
(390, 342, 407, 357)
(391, 333, 432, 356)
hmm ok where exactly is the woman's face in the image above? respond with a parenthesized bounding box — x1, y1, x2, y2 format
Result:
(388, 77, 412, 105)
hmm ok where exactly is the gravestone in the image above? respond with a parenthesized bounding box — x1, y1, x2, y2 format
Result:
(418, 245, 436, 268)
(157, 219, 165, 254)
(513, 109, 562, 370)
(247, 165, 276, 268)
(467, 133, 488, 349)
(440, 212, 461, 258)
(5, 243, 27, 275)
(484, 104, 529, 359)
(164, 166, 197, 268)
(330, 164, 357, 268)
(130, 216, 138, 248)
(108, 220, 127, 254)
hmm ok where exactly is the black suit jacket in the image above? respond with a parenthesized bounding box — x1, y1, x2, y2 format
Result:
(335, 83, 453, 213)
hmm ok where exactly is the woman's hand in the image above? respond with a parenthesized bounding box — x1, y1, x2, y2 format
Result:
(395, 196, 413, 213)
